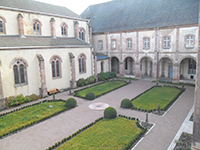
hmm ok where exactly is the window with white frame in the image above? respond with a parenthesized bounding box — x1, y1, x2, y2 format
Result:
(143, 38, 150, 49)
(33, 20, 41, 35)
(50, 55, 62, 78)
(111, 39, 117, 49)
(98, 40, 103, 50)
(78, 54, 86, 73)
(186, 35, 194, 48)
(61, 23, 68, 36)
(79, 28, 85, 41)
(127, 38, 132, 49)
(188, 59, 196, 74)
(163, 36, 170, 48)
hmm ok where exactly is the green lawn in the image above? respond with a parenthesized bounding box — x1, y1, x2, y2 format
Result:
(132, 86, 182, 110)
(75, 80, 128, 98)
(57, 117, 141, 150)
(0, 101, 67, 137)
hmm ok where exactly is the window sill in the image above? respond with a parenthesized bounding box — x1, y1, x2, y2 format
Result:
(52, 76, 62, 80)
(14, 83, 28, 88)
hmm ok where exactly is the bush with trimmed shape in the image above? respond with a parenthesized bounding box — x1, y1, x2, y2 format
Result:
(104, 107, 117, 119)
(85, 92, 95, 100)
(65, 98, 77, 108)
(121, 98, 133, 108)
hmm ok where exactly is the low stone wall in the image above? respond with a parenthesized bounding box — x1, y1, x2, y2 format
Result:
(0, 99, 6, 110)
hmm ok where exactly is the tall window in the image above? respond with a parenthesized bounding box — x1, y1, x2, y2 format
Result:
(50, 55, 62, 78)
(186, 35, 194, 48)
(33, 20, 41, 35)
(0, 16, 6, 34)
(79, 28, 85, 41)
(163, 36, 170, 48)
(188, 59, 196, 74)
(101, 61, 104, 72)
(143, 38, 150, 49)
(61, 23, 68, 36)
(11, 58, 28, 85)
(78, 54, 86, 73)
(111, 39, 117, 50)
(127, 38, 132, 49)
(98, 40, 103, 50)
(0, 21, 3, 33)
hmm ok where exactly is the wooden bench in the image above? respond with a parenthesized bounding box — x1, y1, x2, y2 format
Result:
(47, 88, 59, 95)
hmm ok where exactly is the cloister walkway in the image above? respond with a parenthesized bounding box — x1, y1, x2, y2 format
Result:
(0, 80, 194, 150)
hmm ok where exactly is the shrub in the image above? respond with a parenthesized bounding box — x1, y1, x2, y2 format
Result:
(104, 107, 117, 119)
(97, 72, 109, 81)
(121, 98, 133, 108)
(85, 92, 95, 100)
(77, 78, 86, 87)
(86, 75, 96, 84)
(65, 98, 77, 108)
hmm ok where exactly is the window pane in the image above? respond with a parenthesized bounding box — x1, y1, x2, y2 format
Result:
(79, 59, 81, 72)
(0, 21, 3, 33)
(56, 61, 60, 77)
(13, 65, 19, 84)
(79, 32, 82, 39)
(52, 61, 55, 77)
(82, 58, 85, 72)
(82, 32, 84, 41)
(20, 64, 25, 83)
(37, 24, 40, 34)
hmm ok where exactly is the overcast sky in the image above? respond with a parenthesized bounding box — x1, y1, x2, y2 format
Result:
(35, 0, 112, 15)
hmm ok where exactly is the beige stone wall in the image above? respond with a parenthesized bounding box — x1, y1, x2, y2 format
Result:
(0, 9, 90, 42)
(0, 47, 92, 98)
(97, 59, 109, 74)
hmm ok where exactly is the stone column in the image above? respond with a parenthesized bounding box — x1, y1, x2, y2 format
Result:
(93, 53, 97, 76)
(152, 62, 157, 80)
(69, 53, 76, 88)
(161, 60, 165, 77)
(36, 54, 48, 97)
(172, 63, 180, 82)
(17, 13, 25, 37)
(130, 59, 133, 75)
(50, 18, 56, 38)
(135, 63, 141, 79)
(119, 62, 125, 77)
(144, 58, 148, 76)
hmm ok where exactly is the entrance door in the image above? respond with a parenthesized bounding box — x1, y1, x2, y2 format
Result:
(169, 66, 173, 78)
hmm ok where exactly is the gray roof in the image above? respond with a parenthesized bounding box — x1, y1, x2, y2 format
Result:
(97, 54, 109, 60)
(0, 36, 92, 49)
(0, 0, 80, 18)
(81, 0, 199, 33)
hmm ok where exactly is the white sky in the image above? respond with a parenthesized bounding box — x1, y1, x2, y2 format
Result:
(35, 0, 112, 15)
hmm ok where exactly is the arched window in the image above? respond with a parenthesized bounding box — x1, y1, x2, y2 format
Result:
(0, 16, 7, 34)
(11, 58, 28, 85)
(50, 55, 62, 78)
(61, 22, 68, 36)
(33, 19, 42, 35)
(79, 28, 85, 41)
(78, 54, 87, 73)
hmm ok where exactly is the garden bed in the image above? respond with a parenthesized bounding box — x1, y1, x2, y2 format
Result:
(0, 100, 69, 139)
(47, 115, 148, 150)
(74, 80, 129, 100)
(173, 132, 192, 150)
(131, 85, 185, 113)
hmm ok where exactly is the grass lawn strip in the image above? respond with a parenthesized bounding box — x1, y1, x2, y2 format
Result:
(75, 80, 128, 99)
(132, 86, 182, 111)
(0, 101, 67, 137)
(56, 117, 142, 150)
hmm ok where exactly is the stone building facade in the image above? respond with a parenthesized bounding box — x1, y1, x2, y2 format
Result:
(0, 0, 94, 101)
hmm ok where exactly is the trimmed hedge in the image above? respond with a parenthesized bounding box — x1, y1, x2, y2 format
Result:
(65, 98, 77, 108)
(47, 115, 148, 150)
(85, 92, 95, 100)
(104, 107, 117, 119)
(121, 98, 133, 108)
(97, 71, 116, 81)
(0, 99, 72, 139)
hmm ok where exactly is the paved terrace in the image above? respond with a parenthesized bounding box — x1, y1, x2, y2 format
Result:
(0, 80, 194, 150)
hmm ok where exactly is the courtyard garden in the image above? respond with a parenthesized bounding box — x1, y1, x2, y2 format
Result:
(74, 80, 128, 100)
(0, 98, 77, 138)
(131, 86, 184, 112)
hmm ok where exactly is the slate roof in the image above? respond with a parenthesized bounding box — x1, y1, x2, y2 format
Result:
(81, 0, 199, 33)
(0, 36, 92, 49)
(0, 0, 80, 18)
(97, 54, 109, 60)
